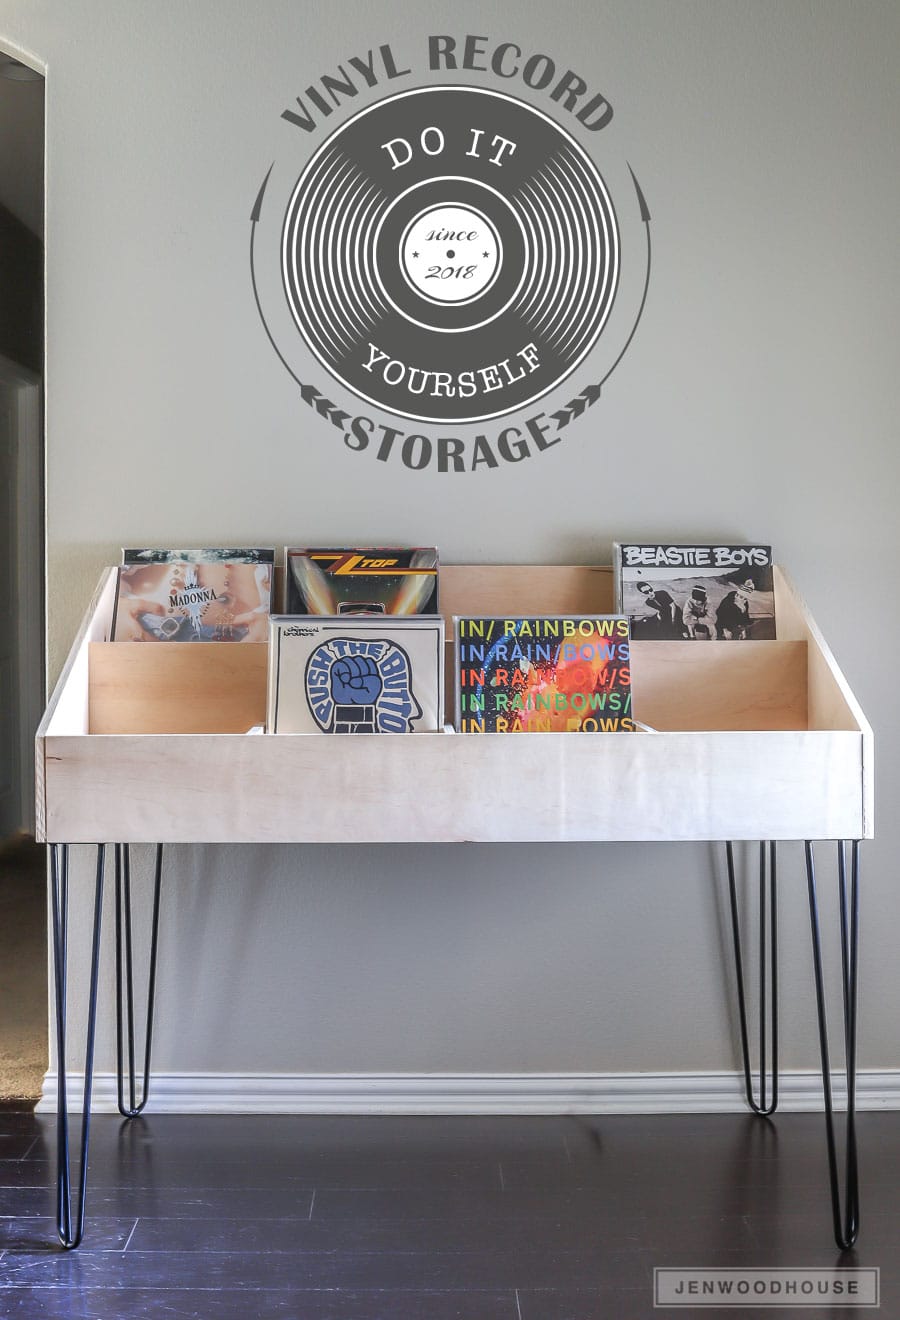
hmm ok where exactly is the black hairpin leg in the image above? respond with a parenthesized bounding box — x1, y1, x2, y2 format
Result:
(115, 843, 163, 1118)
(726, 841, 778, 1115)
(50, 843, 105, 1250)
(805, 839, 860, 1250)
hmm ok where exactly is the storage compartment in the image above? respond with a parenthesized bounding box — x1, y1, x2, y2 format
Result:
(37, 564, 872, 844)
(90, 564, 807, 735)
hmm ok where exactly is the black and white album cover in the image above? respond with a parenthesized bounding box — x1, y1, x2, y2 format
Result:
(614, 543, 776, 640)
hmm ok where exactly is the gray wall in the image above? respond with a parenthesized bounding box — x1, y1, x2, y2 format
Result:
(2, 0, 898, 1094)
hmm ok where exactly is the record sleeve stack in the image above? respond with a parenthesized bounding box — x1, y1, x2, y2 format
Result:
(269, 547, 444, 734)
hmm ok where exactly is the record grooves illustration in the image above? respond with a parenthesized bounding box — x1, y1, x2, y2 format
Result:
(280, 87, 620, 424)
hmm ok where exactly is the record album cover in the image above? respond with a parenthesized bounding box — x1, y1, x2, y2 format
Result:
(285, 548, 438, 615)
(111, 549, 274, 642)
(268, 615, 444, 734)
(614, 543, 776, 640)
(455, 615, 633, 733)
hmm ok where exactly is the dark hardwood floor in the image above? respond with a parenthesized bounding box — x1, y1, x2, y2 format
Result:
(0, 1109, 895, 1318)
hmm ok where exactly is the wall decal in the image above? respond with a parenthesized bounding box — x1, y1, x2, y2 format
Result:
(251, 37, 651, 471)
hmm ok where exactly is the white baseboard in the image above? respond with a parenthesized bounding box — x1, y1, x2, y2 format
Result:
(37, 1069, 900, 1114)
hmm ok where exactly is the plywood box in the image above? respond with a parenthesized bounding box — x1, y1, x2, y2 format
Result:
(36, 566, 872, 845)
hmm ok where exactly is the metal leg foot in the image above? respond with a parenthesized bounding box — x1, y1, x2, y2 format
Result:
(50, 843, 105, 1249)
(115, 843, 163, 1118)
(726, 841, 778, 1115)
(805, 839, 860, 1250)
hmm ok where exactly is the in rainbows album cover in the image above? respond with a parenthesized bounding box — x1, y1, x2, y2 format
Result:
(455, 616, 633, 733)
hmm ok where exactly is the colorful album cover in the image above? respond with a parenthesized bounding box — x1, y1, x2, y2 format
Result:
(111, 549, 274, 642)
(267, 616, 444, 734)
(613, 543, 776, 641)
(455, 616, 634, 733)
(285, 547, 439, 615)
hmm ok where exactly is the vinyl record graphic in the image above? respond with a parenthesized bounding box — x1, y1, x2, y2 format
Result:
(280, 86, 620, 424)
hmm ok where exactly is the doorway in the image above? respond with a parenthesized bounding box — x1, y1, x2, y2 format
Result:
(0, 47, 44, 837)
(0, 355, 42, 837)
(0, 45, 45, 1102)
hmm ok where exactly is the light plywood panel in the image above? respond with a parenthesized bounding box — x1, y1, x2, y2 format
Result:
(42, 727, 866, 844)
(89, 642, 267, 734)
(631, 641, 808, 732)
(36, 568, 119, 834)
(772, 566, 873, 835)
(439, 565, 614, 622)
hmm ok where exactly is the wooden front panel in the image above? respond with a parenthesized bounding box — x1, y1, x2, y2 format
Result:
(42, 727, 867, 844)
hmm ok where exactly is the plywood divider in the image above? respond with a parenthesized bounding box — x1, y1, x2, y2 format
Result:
(439, 564, 614, 622)
(631, 641, 807, 732)
(89, 643, 267, 734)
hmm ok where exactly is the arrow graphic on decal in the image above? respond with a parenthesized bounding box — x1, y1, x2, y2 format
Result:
(250, 167, 350, 433)
(552, 165, 652, 431)
(551, 382, 603, 429)
(299, 382, 350, 427)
